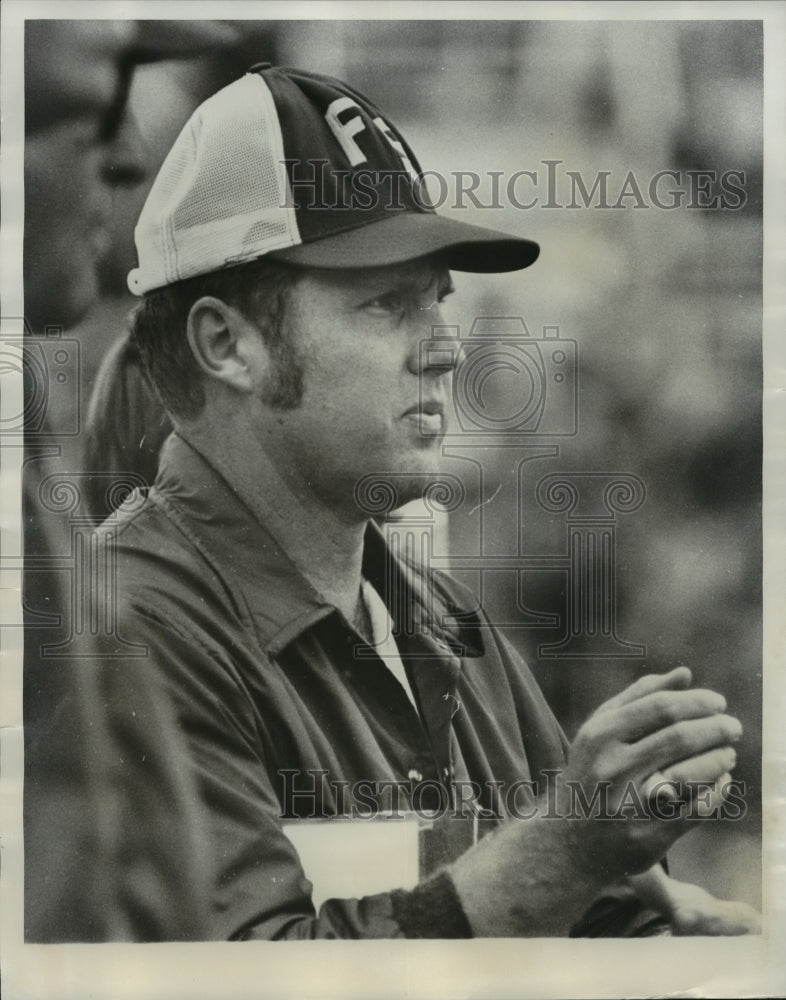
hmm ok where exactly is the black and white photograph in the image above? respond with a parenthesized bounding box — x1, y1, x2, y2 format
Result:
(1, 2, 784, 998)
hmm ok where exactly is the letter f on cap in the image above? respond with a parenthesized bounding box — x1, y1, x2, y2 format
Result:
(325, 97, 368, 167)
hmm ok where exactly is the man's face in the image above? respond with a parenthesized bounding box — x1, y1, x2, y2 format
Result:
(24, 21, 138, 329)
(253, 257, 456, 512)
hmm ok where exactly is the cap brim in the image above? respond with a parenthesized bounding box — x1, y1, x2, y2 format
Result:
(268, 212, 539, 273)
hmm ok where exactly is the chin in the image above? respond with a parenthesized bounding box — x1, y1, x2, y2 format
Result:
(353, 460, 450, 519)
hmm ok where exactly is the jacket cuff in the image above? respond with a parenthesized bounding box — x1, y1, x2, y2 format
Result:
(390, 871, 473, 938)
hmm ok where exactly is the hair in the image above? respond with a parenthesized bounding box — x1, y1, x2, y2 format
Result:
(130, 258, 303, 421)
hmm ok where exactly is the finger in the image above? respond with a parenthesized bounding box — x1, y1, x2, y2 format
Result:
(674, 908, 763, 935)
(693, 772, 734, 817)
(642, 774, 681, 803)
(643, 748, 737, 803)
(608, 688, 728, 742)
(658, 746, 737, 788)
(596, 667, 692, 714)
(629, 714, 742, 775)
(671, 897, 763, 935)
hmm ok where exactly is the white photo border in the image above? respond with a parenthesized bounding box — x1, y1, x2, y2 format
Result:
(2, 2, 784, 998)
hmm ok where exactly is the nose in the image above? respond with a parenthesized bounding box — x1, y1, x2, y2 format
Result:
(406, 307, 462, 378)
(101, 107, 147, 189)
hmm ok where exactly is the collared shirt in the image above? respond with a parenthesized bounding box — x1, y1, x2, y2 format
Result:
(83, 434, 660, 939)
(360, 577, 420, 712)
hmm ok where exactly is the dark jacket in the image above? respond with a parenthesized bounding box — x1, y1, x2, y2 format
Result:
(62, 433, 659, 939)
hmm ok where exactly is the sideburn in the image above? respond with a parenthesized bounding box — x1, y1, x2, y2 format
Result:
(259, 333, 306, 410)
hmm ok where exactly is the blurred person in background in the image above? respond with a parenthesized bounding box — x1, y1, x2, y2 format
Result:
(75, 23, 278, 522)
(23, 21, 140, 331)
(47, 60, 762, 940)
(22, 17, 240, 940)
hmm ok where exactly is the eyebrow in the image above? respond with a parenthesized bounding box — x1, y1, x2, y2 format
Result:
(345, 262, 454, 303)
(436, 272, 455, 296)
(389, 265, 453, 293)
(409, 270, 455, 301)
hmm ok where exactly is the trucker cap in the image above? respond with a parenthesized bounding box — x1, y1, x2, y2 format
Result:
(128, 63, 540, 295)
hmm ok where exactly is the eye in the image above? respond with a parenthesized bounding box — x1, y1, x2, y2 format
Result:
(361, 289, 409, 319)
(434, 282, 455, 308)
(359, 273, 454, 319)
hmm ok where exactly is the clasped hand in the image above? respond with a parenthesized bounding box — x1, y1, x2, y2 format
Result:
(451, 666, 759, 937)
(558, 665, 742, 879)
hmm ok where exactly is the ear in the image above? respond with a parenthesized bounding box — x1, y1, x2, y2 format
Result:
(186, 296, 265, 394)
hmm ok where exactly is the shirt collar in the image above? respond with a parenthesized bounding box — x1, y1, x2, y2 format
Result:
(153, 433, 483, 658)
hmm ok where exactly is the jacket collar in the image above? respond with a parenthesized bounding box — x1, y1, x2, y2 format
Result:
(152, 434, 483, 658)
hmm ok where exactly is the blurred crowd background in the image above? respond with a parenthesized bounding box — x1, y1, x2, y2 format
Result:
(40, 18, 762, 907)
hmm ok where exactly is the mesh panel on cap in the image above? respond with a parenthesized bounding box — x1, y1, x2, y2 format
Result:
(129, 74, 299, 293)
(171, 78, 287, 232)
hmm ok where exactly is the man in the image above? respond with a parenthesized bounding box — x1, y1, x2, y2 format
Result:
(21, 18, 239, 941)
(60, 63, 758, 938)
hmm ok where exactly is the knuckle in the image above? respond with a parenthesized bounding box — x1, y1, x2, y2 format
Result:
(637, 674, 664, 697)
(691, 688, 726, 715)
(596, 753, 622, 784)
(665, 720, 695, 758)
(578, 715, 603, 748)
(673, 908, 703, 934)
(650, 692, 680, 727)
(648, 688, 727, 732)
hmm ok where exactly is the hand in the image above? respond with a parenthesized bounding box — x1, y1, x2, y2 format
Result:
(557, 666, 742, 879)
(451, 667, 742, 936)
(668, 880, 762, 935)
(632, 866, 762, 935)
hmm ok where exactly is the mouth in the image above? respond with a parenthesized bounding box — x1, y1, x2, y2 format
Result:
(401, 401, 446, 436)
